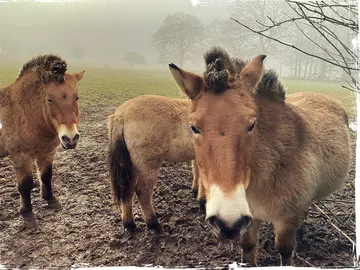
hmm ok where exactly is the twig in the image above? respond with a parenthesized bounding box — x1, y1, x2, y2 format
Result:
(296, 255, 316, 267)
(317, 201, 354, 231)
(230, 18, 359, 72)
(313, 202, 355, 248)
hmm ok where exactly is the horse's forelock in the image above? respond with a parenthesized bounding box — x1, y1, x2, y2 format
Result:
(203, 46, 236, 93)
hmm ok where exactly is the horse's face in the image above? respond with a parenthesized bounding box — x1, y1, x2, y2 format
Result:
(169, 54, 265, 240)
(45, 70, 85, 149)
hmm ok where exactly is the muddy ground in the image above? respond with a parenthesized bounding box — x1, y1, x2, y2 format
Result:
(0, 104, 356, 268)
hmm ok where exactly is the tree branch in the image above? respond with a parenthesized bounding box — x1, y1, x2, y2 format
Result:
(230, 18, 359, 72)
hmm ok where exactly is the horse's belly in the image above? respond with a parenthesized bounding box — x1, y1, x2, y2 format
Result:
(164, 139, 194, 163)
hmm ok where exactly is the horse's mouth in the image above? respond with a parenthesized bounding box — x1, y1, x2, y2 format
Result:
(61, 142, 77, 150)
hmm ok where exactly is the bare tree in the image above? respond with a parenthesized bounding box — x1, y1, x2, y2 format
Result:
(152, 12, 205, 67)
(205, 18, 251, 57)
(229, 0, 290, 55)
(74, 47, 85, 62)
(123, 52, 146, 68)
(231, 0, 359, 91)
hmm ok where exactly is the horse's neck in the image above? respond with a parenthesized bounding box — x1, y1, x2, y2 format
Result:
(253, 98, 305, 166)
(11, 81, 55, 139)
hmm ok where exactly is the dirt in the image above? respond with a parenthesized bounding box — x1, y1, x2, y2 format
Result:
(0, 103, 356, 268)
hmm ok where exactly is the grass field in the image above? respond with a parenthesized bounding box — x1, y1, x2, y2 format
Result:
(0, 64, 356, 117)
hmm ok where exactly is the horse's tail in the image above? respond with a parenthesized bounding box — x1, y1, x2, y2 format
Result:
(108, 113, 133, 205)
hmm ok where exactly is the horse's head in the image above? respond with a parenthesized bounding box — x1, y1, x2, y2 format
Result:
(35, 66, 86, 149)
(169, 47, 265, 240)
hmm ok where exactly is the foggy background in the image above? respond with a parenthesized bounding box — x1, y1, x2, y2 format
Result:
(0, 0, 357, 81)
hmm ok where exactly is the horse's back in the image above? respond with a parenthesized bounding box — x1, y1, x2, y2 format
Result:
(110, 95, 194, 167)
(286, 92, 348, 125)
(286, 92, 351, 200)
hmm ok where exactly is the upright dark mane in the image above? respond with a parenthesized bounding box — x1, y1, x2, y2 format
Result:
(203, 46, 286, 102)
(17, 54, 67, 84)
(256, 70, 286, 103)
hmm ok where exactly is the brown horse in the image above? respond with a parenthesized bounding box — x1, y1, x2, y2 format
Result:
(0, 55, 85, 226)
(169, 46, 351, 266)
(108, 95, 204, 234)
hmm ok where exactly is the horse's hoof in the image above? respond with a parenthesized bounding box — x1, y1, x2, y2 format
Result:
(199, 198, 206, 215)
(147, 216, 163, 233)
(22, 211, 39, 228)
(47, 197, 62, 210)
(123, 221, 136, 236)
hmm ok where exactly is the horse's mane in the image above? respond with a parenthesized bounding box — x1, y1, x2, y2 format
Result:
(203, 46, 286, 102)
(17, 54, 67, 84)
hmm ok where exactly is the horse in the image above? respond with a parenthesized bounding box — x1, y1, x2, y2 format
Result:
(168, 46, 351, 266)
(108, 95, 205, 234)
(0, 55, 86, 226)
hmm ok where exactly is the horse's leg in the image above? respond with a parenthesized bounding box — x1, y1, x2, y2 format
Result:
(14, 155, 36, 221)
(192, 160, 206, 214)
(191, 160, 199, 198)
(36, 151, 60, 208)
(135, 168, 162, 233)
(197, 178, 206, 215)
(121, 169, 137, 235)
(241, 219, 261, 266)
(0, 139, 9, 157)
(274, 220, 300, 266)
(295, 208, 309, 250)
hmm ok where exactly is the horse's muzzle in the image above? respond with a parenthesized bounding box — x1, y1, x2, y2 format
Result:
(206, 215, 253, 240)
(61, 133, 80, 149)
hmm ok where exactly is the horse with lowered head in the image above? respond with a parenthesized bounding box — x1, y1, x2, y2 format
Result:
(168, 46, 351, 266)
(0, 55, 85, 226)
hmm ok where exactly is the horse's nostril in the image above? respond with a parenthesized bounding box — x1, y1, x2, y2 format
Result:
(61, 135, 70, 143)
(233, 215, 253, 232)
(73, 133, 80, 143)
(206, 215, 227, 231)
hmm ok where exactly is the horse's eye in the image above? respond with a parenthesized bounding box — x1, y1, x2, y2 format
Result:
(75, 96, 79, 101)
(47, 99, 53, 103)
(247, 120, 257, 133)
(190, 125, 200, 135)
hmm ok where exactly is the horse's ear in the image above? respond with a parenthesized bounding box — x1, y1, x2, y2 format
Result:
(34, 66, 51, 83)
(239, 55, 266, 91)
(169, 64, 203, 99)
(74, 70, 86, 82)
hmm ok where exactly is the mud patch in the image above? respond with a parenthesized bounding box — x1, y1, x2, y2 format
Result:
(0, 104, 355, 268)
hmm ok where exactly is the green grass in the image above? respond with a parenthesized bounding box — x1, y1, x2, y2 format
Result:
(0, 64, 355, 117)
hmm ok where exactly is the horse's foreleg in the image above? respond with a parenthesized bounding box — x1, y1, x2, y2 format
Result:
(36, 151, 60, 209)
(197, 178, 206, 215)
(135, 169, 162, 233)
(191, 160, 199, 198)
(241, 218, 261, 266)
(192, 160, 206, 214)
(14, 156, 35, 219)
(0, 140, 8, 157)
(274, 221, 299, 266)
